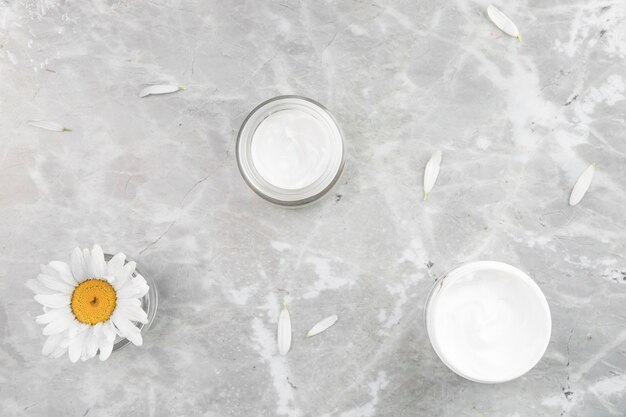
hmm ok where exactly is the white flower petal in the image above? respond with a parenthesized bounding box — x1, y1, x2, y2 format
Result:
(80, 334, 94, 361)
(112, 261, 136, 290)
(42, 313, 75, 335)
(423, 151, 442, 201)
(118, 262, 137, 287)
(117, 298, 141, 309)
(487, 5, 521, 40)
(70, 248, 85, 282)
(51, 348, 68, 358)
(67, 323, 84, 339)
(139, 84, 184, 98)
(42, 332, 64, 356)
(116, 303, 148, 324)
(25, 279, 56, 295)
(569, 163, 595, 206)
(106, 253, 126, 277)
(85, 327, 99, 359)
(103, 321, 116, 341)
(93, 322, 102, 338)
(96, 321, 116, 361)
(49, 261, 76, 285)
(103, 275, 117, 284)
(27, 120, 71, 132)
(112, 312, 142, 346)
(36, 306, 72, 324)
(124, 261, 137, 276)
(91, 245, 105, 277)
(91, 323, 106, 359)
(82, 248, 95, 278)
(116, 275, 149, 299)
(115, 283, 135, 299)
(40, 263, 59, 278)
(50, 332, 70, 358)
(306, 315, 338, 338)
(6, 50, 17, 65)
(98, 340, 114, 361)
(277, 304, 291, 355)
(68, 329, 88, 363)
(34, 293, 70, 308)
(37, 273, 74, 294)
(132, 275, 149, 298)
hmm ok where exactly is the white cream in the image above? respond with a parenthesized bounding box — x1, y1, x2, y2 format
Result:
(251, 109, 333, 190)
(426, 261, 551, 383)
(237, 96, 345, 205)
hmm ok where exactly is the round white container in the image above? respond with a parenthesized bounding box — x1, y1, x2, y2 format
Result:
(425, 261, 551, 383)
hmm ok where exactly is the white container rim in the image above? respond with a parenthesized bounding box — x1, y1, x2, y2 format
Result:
(425, 260, 552, 383)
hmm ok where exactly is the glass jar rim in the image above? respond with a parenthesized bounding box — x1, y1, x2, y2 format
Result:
(236, 95, 345, 207)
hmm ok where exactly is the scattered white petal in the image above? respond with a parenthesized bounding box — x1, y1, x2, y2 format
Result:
(6, 50, 18, 65)
(27, 120, 71, 132)
(306, 315, 338, 338)
(569, 163, 595, 206)
(423, 151, 442, 201)
(487, 5, 521, 41)
(139, 84, 185, 98)
(277, 304, 291, 355)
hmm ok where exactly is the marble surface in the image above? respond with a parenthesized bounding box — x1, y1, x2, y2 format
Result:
(1, 0, 626, 415)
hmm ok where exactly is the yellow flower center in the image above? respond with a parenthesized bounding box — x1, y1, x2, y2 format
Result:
(70, 279, 117, 325)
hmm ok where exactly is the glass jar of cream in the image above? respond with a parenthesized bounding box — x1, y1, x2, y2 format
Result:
(425, 261, 551, 383)
(236, 96, 345, 206)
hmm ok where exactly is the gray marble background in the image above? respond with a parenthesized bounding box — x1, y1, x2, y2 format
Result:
(1, 0, 625, 416)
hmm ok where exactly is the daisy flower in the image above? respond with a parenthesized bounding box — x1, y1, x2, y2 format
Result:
(26, 245, 150, 362)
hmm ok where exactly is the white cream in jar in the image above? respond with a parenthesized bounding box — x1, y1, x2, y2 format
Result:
(237, 96, 344, 206)
(426, 261, 551, 383)
(251, 109, 333, 190)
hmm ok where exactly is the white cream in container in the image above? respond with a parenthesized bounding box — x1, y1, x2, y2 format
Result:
(426, 261, 551, 383)
(237, 96, 345, 206)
